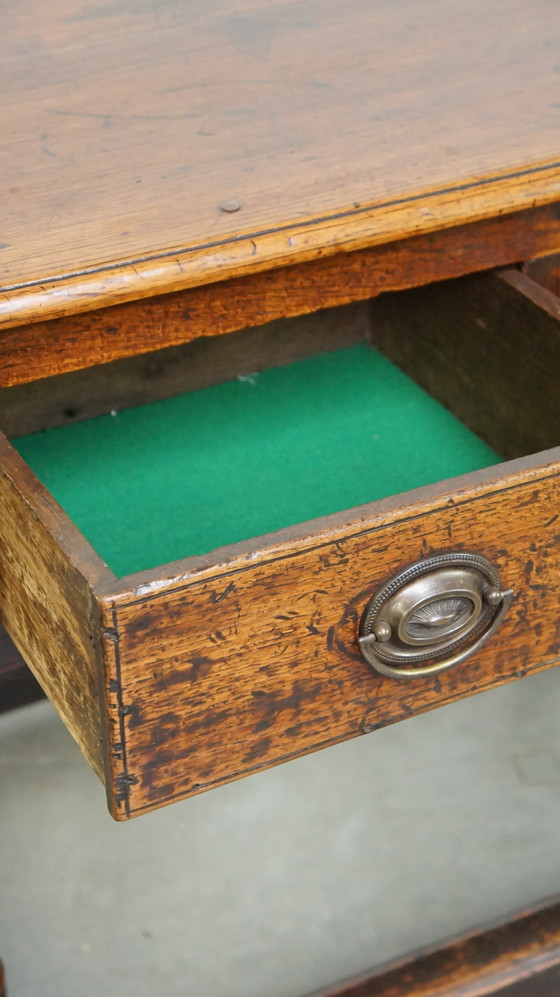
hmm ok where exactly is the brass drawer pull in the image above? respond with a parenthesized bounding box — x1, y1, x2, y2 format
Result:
(358, 553, 513, 679)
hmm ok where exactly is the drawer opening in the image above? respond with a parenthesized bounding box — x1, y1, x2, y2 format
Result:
(3, 267, 560, 580)
(8, 342, 497, 578)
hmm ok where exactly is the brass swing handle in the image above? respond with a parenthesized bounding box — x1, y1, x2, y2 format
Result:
(358, 552, 513, 680)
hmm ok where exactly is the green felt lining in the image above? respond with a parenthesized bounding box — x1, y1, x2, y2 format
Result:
(13, 344, 499, 578)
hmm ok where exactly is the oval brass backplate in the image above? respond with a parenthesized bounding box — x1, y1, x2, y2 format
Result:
(358, 552, 513, 679)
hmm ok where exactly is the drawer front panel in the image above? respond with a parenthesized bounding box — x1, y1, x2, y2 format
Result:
(104, 462, 560, 819)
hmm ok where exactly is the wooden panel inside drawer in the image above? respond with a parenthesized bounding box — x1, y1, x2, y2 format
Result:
(367, 267, 560, 460)
(524, 250, 560, 299)
(0, 269, 559, 818)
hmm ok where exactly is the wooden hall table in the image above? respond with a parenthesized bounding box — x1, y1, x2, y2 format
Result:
(1, 1, 560, 993)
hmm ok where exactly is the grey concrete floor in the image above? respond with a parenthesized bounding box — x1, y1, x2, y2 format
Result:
(2, 668, 560, 997)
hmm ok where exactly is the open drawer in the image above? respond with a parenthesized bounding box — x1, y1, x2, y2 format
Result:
(1, 267, 559, 819)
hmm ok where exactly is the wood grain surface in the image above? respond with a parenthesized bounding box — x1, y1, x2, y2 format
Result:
(0, 433, 114, 776)
(309, 896, 560, 997)
(368, 269, 560, 460)
(99, 455, 560, 818)
(2, 262, 560, 818)
(2, 203, 560, 386)
(0, 301, 370, 437)
(2, 0, 560, 326)
(6, 262, 560, 446)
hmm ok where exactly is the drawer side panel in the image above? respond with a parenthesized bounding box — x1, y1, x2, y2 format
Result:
(0, 436, 106, 777)
(105, 463, 560, 818)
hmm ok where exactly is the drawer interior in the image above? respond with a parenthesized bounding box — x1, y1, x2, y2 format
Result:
(4, 265, 560, 579)
(11, 343, 496, 578)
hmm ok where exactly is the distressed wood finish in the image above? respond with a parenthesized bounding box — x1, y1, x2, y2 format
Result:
(2, 0, 560, 327)
(368, 269, 560, 460)
(98, 455, 560, 818)
(2, 204, 560, 388)
(309, 897, 560, 997)
(0, 434, 114, 776)
(2, 8, 560, 997)
(2, 264, 560, 816)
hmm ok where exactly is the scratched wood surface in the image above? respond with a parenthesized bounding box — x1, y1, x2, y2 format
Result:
(2, 0, 560, 327)
(2, 203, 560, 387)
(309, 896, 560, 997)
(97, 456, 560, 818)
(1, 264, 560, 816)
(0, 433, 114, 776)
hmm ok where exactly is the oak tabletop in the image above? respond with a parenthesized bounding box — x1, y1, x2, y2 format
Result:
(1, 0, 560, 327)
